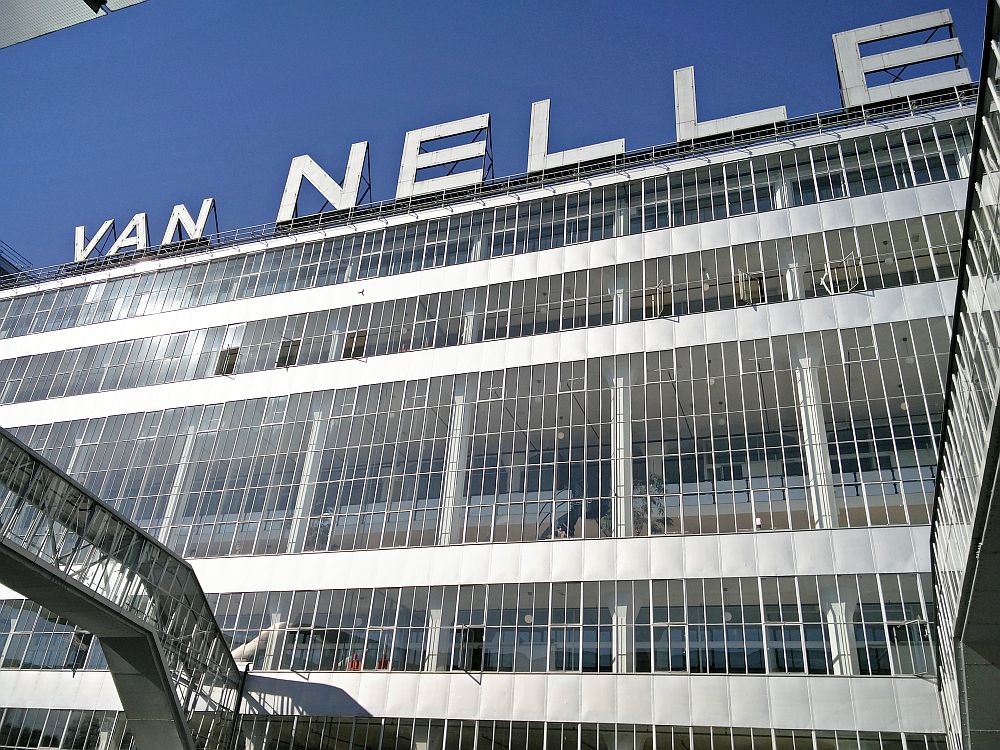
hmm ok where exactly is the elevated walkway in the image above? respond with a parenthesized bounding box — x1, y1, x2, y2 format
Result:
(0, 426, 242, 750)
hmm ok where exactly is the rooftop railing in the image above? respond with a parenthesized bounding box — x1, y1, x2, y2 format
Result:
(0, 239, 29, 275)
(1, 83, 977, 295)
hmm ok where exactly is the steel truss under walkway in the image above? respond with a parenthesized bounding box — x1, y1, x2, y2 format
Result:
(0, 426, 242, 750)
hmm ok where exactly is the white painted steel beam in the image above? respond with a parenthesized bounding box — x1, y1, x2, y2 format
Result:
(527, 99, 625, 172)
(833, 9, 971, 107)
(396, 114, 491, 198)
(673, 66, 787, 141)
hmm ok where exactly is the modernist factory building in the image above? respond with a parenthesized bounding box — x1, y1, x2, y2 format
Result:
(0, 7, 997, 750)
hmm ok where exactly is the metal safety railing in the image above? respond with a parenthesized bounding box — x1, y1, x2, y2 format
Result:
(0, 84, 978, 294)
(0, 426, 242, 749)
(0, 239, 30, 273)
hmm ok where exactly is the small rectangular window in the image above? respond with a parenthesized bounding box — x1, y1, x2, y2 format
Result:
(342, 330, 368, 360)
(215, 347, 239, 376)
(277, 338, 301, 368)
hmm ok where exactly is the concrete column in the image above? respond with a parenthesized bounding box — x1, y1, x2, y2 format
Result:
(413, 724, 445, 750)
(609, 356, 633, 538)
(424, 604, 445, 671)
(820, 582, 860, 675)
(65, 437, 83, 475)
(424, 587, 453, 671)
(438, 378, 473, 545)
(261, 614, 286, 672)
(774, 180, 789, 209)
(287, 411, 329, 553)
(613, 591, 632, 673)
(343, 245, 358, 282)
(96, 728, 114, 750)
(332, 325, 348, 361)
(779, 242, 806, 301)
(615, 193, 629, 237)
(161, 425, 196, 543)
(791, 341, 837, 530)
(958, 137, 973, 178)
(459, 293, 481, 345)
(470, 233, 484, 263)
(242, 726, 266, 750)
(612, 269, 630, 324)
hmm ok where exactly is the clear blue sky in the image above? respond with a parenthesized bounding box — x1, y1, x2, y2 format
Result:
(0, 0, 988, 269)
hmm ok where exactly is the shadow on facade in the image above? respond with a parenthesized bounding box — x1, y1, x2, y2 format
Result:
(243, 674, 372, 717)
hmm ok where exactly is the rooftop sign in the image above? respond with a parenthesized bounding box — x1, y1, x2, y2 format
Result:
(72, 9, 970, 264)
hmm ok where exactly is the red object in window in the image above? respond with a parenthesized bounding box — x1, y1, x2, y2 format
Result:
(348, 653, 361, 671)
(376, 653, 389, 670)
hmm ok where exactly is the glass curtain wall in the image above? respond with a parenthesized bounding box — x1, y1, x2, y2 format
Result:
(0, 709, 951, 750)
(0, 214, 963, 407)
(0, 573, 936, 678)
(12, 319, 949, 558)
(0, 121, 971, 342)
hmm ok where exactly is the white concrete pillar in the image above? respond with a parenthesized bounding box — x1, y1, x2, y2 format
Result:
(610, 280, 633, 540)
(242, 726, 266, 750)
(262, 616, 286, 672)
(613, 591, 632, 673)
(775, 172, 790, 209)
(161, 425, 197, 542)
(612, 729, 636, 750)
(609, 356, 633, 538)
(791, 341, 837, 530)
(413, 724, 445, 750)
(344, 251, 358, 282)
(65, 437, 83, 475)
(424, 588, 454, 671)
(612, 269, 630, 325)
(438, 378, 473, 545)
(779, 243, 805, 301)
(459, 293, 481, 345)
(287, 411, 329, 553)
(958, 135, 973, 177)
(470, 233, 484, 263)
(615, 192, 629, 237)
(332, 325, 348, 361)
(820, 582, 860, 675)
(424, 603, 445, 671)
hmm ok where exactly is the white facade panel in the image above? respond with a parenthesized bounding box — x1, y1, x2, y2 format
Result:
(175, 527, 931, 595)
